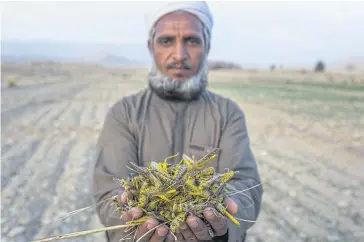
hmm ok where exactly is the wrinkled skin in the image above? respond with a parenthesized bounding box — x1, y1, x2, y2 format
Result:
(120, 11, 239, 242)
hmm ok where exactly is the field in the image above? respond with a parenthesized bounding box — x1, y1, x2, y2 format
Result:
(1, 62, 364, 242)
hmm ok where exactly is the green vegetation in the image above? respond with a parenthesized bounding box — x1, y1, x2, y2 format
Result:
(209, 80, 364, 121)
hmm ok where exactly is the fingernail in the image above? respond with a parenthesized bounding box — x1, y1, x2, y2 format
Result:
(179, 223, 187, 230)
(189, 219, 199, 228)
(205, 209, 214, 218)
(131, 208, 139, 215)
(133, 210, 142, 218)
(157, 227, 168, 236)
(147, 222, 154, 230)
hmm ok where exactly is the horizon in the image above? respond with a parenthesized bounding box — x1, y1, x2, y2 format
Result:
(2, 1, 364, 68)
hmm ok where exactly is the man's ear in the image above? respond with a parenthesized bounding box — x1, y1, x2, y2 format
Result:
(148, 40, 153, 54)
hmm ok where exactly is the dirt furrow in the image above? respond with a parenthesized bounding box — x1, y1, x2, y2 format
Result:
(95, 103, 110, 130)
(36, 102, 72, 128)
(23, 104, 56, 127)
(257, 167, 328, 239)
(1, 101, 38, 128)
(252, 148, 362, 241)
(1, 138, 41, 188)
(33, 139, 102, 242)
(275, 132, 362, 183)
(254, 147, 350, 206)
(1, 137, 76, 241)
(1, 102, 71, 138)
(79, 102, 95, 128)
(1, 82, 89, 127)
(265, 171, 360, 242)
(2, 103, 55, 134)
(0, 139, 17, 156)
(258, 137, 363, 185)
(89, 103, 100, 127)
(60, 102, 87, 127)
(246, 206, 299, 242)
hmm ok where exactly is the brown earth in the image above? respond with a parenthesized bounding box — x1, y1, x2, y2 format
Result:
(1, 63, 363, 242)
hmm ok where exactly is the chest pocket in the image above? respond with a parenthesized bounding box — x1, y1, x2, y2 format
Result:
(187, 144, 221, 170)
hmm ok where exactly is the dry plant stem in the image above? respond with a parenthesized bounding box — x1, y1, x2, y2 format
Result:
(170, 231, 178, 241)
(132, 226, 138, 242)
(53, 195, 118, 224)
(226, 180, 270, 196)
(30, 223, 140, 242)
(119, 229, 138, 242)
(235, 217, 257, 223)
(135, 222, 169, 242)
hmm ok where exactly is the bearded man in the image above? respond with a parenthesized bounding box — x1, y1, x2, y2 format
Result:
(93, 2, 263, 242)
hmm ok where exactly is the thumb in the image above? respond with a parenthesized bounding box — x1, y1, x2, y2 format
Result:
(120, 191, 133, 204)
(224, 197, 238, 215)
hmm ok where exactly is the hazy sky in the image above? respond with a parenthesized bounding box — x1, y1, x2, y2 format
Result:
(1, 1, 364, 67)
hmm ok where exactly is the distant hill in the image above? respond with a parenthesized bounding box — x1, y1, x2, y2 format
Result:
(1, 40, 243, 69)
(1, 40, 151, 66)
(4, 40, 362, 72)
(332, 60, 364, 73)
(208, 60, 242, 70)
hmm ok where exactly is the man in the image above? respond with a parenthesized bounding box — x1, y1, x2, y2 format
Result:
(93, 2, 263, 242)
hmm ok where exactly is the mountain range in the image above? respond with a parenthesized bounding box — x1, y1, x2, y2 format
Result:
(2, 40, 363, 71)
(1, 40, 152, 66)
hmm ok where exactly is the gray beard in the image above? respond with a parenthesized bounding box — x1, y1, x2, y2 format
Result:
(148, 59, 209, 101)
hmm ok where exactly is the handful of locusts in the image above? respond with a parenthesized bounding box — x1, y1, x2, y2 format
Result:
(113, 148, 241, 234)
(31, 148, 246, 242)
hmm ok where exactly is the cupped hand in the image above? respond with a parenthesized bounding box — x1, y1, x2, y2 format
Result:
(176, 197, 238, 241)
(120, 191, 175, 242)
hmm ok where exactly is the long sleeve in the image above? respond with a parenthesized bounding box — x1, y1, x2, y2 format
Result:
(216, 99, 264, 241)
(92, 99, 138, 241)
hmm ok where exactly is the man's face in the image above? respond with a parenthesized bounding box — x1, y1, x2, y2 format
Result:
(148, 12, 207, 81)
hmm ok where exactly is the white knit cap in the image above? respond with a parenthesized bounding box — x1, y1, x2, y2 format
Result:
(144, 1, 214, 38)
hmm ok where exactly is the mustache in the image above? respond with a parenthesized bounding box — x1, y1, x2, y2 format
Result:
(166, 61, 192, 70)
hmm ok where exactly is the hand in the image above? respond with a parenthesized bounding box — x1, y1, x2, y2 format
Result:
(120, 191, 175, 242)
(176, 197, 238, 241)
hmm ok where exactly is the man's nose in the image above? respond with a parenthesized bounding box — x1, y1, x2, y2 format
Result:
(173, 42, 188, 62)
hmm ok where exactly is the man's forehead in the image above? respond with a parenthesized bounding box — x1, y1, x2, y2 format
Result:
(154, 11, 204, 35)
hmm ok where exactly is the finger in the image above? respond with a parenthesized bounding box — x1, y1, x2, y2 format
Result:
(175, 229, 184, 241)
(186, 215, 213, 241)
(149, 224, 169, 242)
(203, 207, 228, 236)
(120, 191, 133, 204)
(165, 231, 176, 242)
(224, 197, 238, 214)
(179, 222, 197, 241)
(121, 207, 143, 224)
(135, 218, 159, 242)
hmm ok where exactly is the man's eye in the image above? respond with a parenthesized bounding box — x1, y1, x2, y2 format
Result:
(186, 38, 201, 45)
(159, 38, 172, 45)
